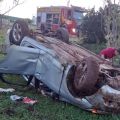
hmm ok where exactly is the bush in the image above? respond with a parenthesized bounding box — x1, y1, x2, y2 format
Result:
(80, 8, 106, 44)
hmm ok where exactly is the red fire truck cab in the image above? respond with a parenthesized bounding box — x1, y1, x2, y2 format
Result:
(37, 6, 86, 37)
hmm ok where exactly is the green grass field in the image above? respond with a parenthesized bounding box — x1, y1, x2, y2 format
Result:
(0, 75, 119, 120)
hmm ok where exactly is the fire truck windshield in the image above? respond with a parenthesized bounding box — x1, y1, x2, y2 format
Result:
(73, 10, 84, 22)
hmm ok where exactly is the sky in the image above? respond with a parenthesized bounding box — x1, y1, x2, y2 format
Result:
(0, 0, 105, 19)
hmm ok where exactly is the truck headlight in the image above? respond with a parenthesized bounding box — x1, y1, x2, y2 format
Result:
(72, 28, 76, 33)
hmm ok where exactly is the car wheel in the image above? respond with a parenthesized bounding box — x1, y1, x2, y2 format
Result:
(73, 57, 99, 96)
(9, 20, 29, 45)
(56, 27, 69, 43)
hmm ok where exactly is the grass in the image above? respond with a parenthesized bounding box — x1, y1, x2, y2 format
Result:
(81, 42, 106, 54)
(0, 76, 120, 120)
(0, 30, 5, 44)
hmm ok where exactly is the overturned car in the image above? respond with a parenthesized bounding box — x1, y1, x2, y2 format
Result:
(1, 20, 120, 114)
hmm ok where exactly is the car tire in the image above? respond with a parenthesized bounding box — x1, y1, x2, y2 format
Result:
(73, 57, 99, 96)
(56, 27, 69, 43)
(9, 20, 29, 45)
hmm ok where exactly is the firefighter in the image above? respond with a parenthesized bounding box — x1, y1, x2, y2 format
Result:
(100, 47, 120, 61)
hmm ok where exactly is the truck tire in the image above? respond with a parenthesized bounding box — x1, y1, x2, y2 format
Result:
(40, 24, 46, 34)
(56, 27, 69, 43)
(73, 57, 99, 97)
(9, 20, 29, 45)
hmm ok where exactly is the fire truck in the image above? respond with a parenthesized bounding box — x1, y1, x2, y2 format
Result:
(37, 6, 86, 42)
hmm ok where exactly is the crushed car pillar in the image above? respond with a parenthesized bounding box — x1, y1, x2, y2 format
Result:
(0, 45, 40, 75)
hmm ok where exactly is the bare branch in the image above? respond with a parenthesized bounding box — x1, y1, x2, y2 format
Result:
(1, 0, 25, 15)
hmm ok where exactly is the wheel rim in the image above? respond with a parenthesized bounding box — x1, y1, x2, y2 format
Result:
(13, 23, 22, 42)
(77, 61, 87, 84)
(74, 60, 87, 88)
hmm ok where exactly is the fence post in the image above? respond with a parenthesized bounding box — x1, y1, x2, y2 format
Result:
(0, 14, 2, 29)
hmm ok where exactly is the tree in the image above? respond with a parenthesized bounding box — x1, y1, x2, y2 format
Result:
(0, 0, 25, 15)
(0, 0, 25, 28)
(103, 0, 120, 48)
(80, 8, 106, 44)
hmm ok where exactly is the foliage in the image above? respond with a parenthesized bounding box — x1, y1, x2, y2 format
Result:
(103, 3, 120, 47)
(24, 18, 32, 24)
(0, 0, 24, 15)
(81, 42, 106, 54)
(80, 8, 106, 44)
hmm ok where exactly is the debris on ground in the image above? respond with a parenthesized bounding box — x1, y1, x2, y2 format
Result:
(23, 97, 37, 105)
(0, 88, 15, 93)
(10, 95, 37, 105)
(10, 95, 23, 101)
